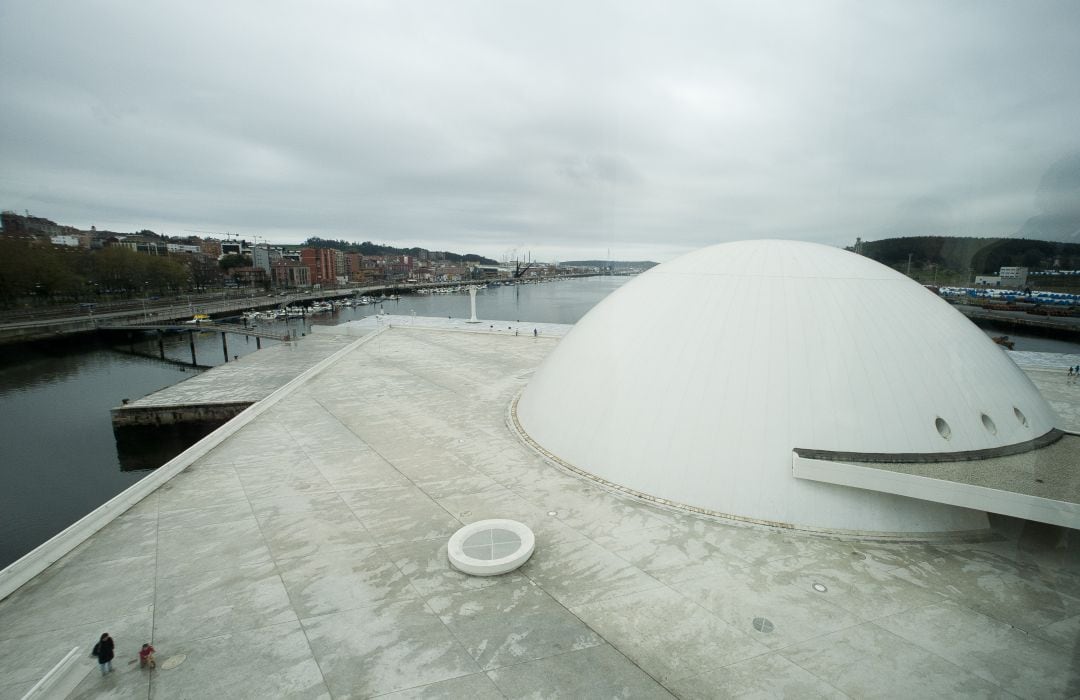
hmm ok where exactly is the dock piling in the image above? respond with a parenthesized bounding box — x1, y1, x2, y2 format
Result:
(221, 332, 229, 362)
(157, 330, 165, 359)
(188, 330, 197, 366)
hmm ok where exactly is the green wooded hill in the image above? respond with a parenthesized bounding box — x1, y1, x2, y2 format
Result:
(853, 236, 1080, 275)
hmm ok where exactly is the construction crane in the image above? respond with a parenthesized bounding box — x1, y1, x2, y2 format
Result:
(513, 249, 535, 279)
(185, 229, 238, 241)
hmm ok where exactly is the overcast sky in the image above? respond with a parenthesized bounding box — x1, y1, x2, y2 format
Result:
(2, 1, 1078, 262)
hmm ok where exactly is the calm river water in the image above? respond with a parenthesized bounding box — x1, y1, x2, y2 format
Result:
(0, 277, 628, 567)
(0, 275, 1077, 568)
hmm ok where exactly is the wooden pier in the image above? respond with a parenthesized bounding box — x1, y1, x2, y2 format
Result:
(97, 321, 292, 366)
(110, 331, 358, 428)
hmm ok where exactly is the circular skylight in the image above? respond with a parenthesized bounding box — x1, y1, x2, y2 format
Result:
(448, 519, 535, 576)
(462, 529, 522, 560)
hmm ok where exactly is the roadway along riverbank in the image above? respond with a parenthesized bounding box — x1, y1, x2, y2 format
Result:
(0, 276, 607, 345)
(0, 289, 352, 345)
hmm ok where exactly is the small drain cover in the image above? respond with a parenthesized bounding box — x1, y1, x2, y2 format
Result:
(160, 654, 187, 670)
(752, 617, 775, 633)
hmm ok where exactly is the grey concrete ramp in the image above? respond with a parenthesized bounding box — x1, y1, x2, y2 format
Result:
(793, 433, 1080, 529)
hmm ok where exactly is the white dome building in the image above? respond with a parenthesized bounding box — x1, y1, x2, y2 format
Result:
(515, 240, 1061, 536)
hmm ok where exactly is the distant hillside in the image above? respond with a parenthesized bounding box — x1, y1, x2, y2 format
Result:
(561, 260, 658, 270)
(303, 237, 497, 264)
(1016, 213, 1080, 243)
(1017, 152, 1080, 243)
(853, 236, 1080, 274)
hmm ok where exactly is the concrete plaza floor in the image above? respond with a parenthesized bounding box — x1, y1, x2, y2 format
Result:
(119, 333, 356, 409)
(1, 325, 1079, 698)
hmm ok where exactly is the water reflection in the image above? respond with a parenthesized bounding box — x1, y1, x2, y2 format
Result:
(113, 421, 226, 471)
(0, 278, 632, 567)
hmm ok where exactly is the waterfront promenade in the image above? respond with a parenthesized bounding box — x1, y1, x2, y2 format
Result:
(0, 321, 1078, 698)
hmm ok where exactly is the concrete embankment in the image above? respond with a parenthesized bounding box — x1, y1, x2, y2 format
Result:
(110, 332, 358, 428)
(954, 304, 1080, 340)
(0, 289, 354, 346)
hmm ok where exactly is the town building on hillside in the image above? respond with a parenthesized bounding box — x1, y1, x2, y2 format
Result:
(1000, 266, 1030, 287)
(383, 255, 413, 282)
(199, 238, 223, 258)
(221, 239, 251, 257)
(228, 266, 268, 287)
(470, 264, 502, 280)
(271, 260, 310, 288)
(432, 263, 469, 282)
(332, 249, 346, 281)
(300, 247, 338, 285)
(343, 252, 363, 282)
(975, 266, 1031, 288)
(252, 245, 282, 274)
(108, 236, 168, 255)
(356, 255, 384, 284)
(50, 234, 81, 247)
(166, 242, 202, 254)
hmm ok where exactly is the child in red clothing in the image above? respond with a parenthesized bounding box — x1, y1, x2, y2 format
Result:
(139, 643, 156, 669)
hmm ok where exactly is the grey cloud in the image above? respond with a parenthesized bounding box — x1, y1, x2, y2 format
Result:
(2, 1, 1079, 260)
(1037, 152, 1080, 217)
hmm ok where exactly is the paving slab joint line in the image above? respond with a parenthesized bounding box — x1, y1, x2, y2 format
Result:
(0, 328, 387, 603)
(773, 641, 857, 699)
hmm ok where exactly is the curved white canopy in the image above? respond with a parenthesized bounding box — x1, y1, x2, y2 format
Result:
(517, 240, 1060, 535)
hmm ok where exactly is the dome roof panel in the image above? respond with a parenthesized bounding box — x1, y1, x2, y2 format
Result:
(516, 240, 1060, 534)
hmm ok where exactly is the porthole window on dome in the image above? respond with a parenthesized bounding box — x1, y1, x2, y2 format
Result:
(1014, 407, 1028, 427)
(981, 413, 997, 435)
(935, 417, 952, 439)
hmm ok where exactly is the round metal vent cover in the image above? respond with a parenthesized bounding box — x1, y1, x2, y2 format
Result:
(448, 519, 535, 576)
(752, 617, 775, 633)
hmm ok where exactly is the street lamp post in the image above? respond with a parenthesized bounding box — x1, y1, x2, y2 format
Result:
(466, 285, 481, 323)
